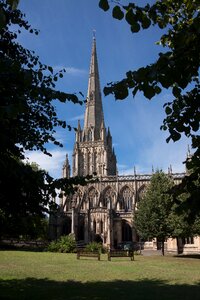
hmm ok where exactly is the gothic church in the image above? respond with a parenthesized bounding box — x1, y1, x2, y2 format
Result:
(50, 38, 200, 253)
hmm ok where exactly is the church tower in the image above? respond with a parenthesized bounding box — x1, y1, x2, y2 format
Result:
(72, 37, 117, 177)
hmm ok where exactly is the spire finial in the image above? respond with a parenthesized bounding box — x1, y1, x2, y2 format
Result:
(93, 29, 96, 40)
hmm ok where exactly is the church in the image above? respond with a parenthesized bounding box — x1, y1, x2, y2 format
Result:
(50, 37, 200, 254)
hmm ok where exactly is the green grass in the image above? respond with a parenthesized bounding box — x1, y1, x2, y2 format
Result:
(0, 251, 200, 300)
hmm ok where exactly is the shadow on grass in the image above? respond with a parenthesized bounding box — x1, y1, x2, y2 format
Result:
(175, 254, 200, 259)
(0, 278, 200, 300)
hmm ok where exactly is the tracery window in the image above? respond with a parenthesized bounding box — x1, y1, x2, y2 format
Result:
(102, 187, 114, 208)
(120, 187, 132, 211)
(88, 188, 98, 208)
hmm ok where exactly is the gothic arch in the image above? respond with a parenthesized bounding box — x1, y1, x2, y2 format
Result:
(88, 186, 99, 208)
(73, 189, 84, 210)
(138, 184, 147, 201)
(101, 186, 116, 208)
(119, 185, 133, 212)
(122, 219, 132, 242)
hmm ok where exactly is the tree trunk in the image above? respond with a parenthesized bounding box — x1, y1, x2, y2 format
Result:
(161, 240, 165, 256)
(176, 237, 183, 255)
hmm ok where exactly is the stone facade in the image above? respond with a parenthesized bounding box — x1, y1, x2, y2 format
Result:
(50, 38, 200, 254)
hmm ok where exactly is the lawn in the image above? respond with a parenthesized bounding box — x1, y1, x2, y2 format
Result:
(0, 251, 200, 300)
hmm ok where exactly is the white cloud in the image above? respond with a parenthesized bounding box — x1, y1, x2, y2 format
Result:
(52, 130, 67, 144)
(142, 137, 188, 173)
(119, 135, 189, 175)
(53, 65, 87, 76)
(114, 92, 189, 175)
(25, 149, 72, 179)
(69, 114, 84, 121)
(117, 164, 128, 171)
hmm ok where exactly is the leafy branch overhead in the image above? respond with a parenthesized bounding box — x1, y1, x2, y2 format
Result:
(0, 1, 91, 237)
(99, 0, 200, 217)
(99, 0, 200, 140)
(0, 1, 84, 159)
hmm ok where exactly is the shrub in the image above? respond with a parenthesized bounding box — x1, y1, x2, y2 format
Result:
(58, 235, 76, 253)
(85, 242, 102, 253)
(47, 241, 60, 252)
(47, 234, 76, 253)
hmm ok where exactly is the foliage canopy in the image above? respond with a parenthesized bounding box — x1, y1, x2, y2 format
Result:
(135, 171, 173, 255)
(0, 0, 93, 237)
(99, 0, 200, 217)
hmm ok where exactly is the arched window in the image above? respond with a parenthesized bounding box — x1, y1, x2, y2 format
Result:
(102, 187, 114, 208)
(120, 187, 132, 211)
(88, 188, 98, 208)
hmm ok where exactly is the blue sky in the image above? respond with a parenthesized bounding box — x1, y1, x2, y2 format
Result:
(18, 0, 190, 178)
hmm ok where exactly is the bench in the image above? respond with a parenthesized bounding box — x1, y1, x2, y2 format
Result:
(108, 250, 134, 261)
(77, 249, 100, 260)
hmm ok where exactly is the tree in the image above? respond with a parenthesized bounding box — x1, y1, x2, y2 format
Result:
(0, 0, 83, 160)
(135, 171, 174, 255)
(0, 1, 93, 237)
(99, 0, 200, 215)
(170, 159, 200, 230)
(0, 158, 55, 238)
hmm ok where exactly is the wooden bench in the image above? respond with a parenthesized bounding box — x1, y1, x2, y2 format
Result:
(77, 249, 100, 260)
(108, 250, 134, 261)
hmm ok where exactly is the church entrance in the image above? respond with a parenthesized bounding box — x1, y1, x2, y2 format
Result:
(122, 220, 132, 242)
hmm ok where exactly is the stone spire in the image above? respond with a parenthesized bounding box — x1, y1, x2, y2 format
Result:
(62, 154, 70, 178)
(72, 36, 117, 177)
(83, 37, 104, 140)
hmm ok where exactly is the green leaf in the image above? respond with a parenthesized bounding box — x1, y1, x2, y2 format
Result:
(79, 91, 84, 97)
(99, 0, 110, 12)
(130, 22, 140, 33)
(0, 7, 6, 29)
(125, 9, 136, 25)
(165, 106, 172, 115)
(48, 66, 53, 74)
(171, 131, 181, 142)
(103, 86, 113, 96)
(172, 86, 181, 98)
(112, 6, 124, 20)
(38, 71, 43, 81)
(190, 121, 199, 132)
(143, 86, 155, 99)
(155, 86, 162, 94)
(141, 15, 151, 29)
(114, 81, 128, 100)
